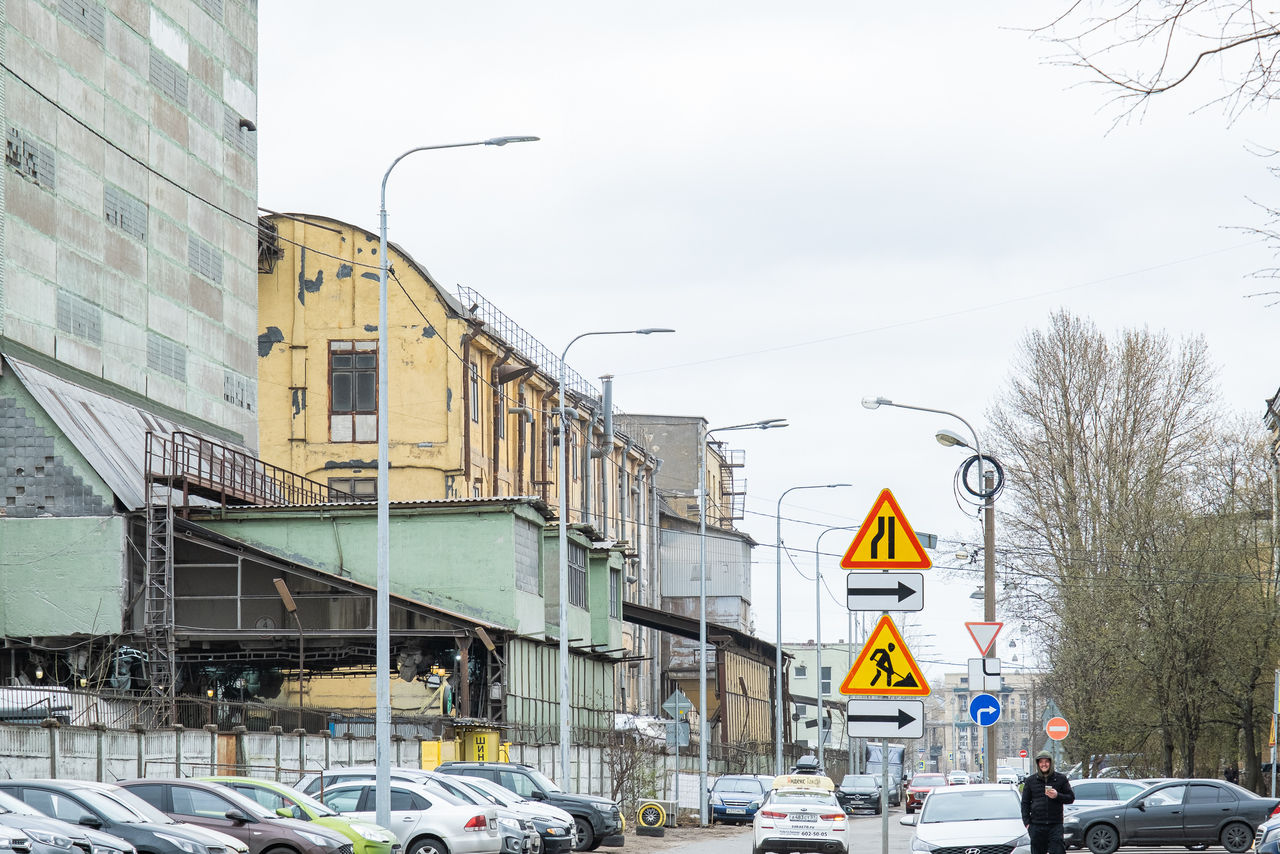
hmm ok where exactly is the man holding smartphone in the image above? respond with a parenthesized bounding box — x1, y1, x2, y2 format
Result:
(1021, 750, 1075, 854)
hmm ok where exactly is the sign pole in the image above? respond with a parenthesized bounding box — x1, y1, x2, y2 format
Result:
(881, 736, 889, 854)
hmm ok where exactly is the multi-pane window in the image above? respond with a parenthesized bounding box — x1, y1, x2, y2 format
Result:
(794, 664, 808, 678)
(328, 477, 376, 501)
(821, 666, 832, 695)
(567, 542, 587, 608)
(469, 363, 480, 422)
(330, 341, 377, 442)
(609, 568, 621, 618)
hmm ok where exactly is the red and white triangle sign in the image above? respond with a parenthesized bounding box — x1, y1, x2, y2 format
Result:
(965, 622, 1003, 656)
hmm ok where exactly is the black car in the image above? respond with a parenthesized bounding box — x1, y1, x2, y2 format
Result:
(0, 781, 231, 854)
(1063, 778, 1280, 854)
(836, 774, 887, 814)
(435, 762, 622, 851)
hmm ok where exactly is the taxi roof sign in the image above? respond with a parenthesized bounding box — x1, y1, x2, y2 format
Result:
(839, 614, 931, 697)
(770, 774, 835, 792)
(841, 489, 932, 569)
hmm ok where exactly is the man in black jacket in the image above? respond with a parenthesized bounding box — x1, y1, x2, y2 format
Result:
(1021, 750, 1075, 854)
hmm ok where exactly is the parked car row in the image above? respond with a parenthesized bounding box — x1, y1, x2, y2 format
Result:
(0, 760, 611, 854)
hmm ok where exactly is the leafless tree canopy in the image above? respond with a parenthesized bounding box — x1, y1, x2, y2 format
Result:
(987, 311, 1280, 778)
(1042, 1, 1280, 114)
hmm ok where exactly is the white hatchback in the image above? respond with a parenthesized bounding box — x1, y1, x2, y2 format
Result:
(752, 781, 848, 854)
(901, 783, 1030, 854)
(315, 781, 500, 854)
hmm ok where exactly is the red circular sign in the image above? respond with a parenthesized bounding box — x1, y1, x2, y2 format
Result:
(1046, 716, 1070, 741)
(1019, 749, 1028, 758)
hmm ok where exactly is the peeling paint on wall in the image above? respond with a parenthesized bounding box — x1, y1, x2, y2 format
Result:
(360, 272, 379, 281)
(291, 388, 306, 415)
(258, 327, 284, 357)
(336, 264, 353, 279)
(422, 325, 437, 339)
(446, 388, 452, 411)
(298, 267, 323, 302)
(323, 459, 378, 469)
(363, 324, 378, 333)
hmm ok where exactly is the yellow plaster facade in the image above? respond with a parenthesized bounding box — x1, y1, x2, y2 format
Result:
(256, 214, 659, 539)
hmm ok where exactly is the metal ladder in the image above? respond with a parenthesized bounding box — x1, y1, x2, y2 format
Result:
(143, 478, 176, 725)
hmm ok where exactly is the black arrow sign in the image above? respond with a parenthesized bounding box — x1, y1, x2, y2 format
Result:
(847, 707, 918, 729)
(847, 580, 918, 602)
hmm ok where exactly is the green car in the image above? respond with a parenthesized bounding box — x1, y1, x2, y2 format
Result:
(202, 778, 399, 854)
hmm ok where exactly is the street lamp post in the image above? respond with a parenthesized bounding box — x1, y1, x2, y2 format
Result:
(376, 135, 538, 827)
(814, 524, 856, 777)
(697, 418, 787, 825)
(775, 482, 851, 775)
(557, 328, 673, 789)
(861, 396, 997, 782)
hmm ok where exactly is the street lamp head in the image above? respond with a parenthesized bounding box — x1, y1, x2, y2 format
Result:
(861, 396, 891, 410)
(635, 327, 675, 335)
(936, 428, 971, 449)
(484, 135, 540, 146)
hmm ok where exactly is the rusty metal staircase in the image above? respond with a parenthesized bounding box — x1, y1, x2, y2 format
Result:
(141, 432, 356, 723)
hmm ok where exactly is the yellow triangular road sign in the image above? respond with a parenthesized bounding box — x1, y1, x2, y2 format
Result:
(841, 489, 932, 569)
(839, 614, 931, 697)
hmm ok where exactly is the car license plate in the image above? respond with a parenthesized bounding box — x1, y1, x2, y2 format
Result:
(791, 813, 817, 822)
(727, 808, 745, 814)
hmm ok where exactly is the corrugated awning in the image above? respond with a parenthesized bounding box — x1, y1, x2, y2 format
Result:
(6, 356, 250, 511)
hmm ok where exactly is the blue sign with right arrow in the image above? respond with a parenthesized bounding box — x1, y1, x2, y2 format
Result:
(969, 692, 1001, 727)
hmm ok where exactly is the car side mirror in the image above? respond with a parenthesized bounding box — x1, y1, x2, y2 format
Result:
(276, 808, 291, 819)
(900, 815, 917, 826)
(1135, 800, 1145, 812)
(224, 808, 252, 823)
(77, 816, 103, 830)
(529, 791, 546, 800)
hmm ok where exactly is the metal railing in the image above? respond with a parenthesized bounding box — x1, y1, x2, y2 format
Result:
(456, 286, 600, 399)
(145, 432, 357, 507)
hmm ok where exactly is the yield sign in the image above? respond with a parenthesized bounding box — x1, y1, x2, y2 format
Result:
(839, 614, 930, 697)
(841, 489, 932, 569)
(965, 622, 1003, 655)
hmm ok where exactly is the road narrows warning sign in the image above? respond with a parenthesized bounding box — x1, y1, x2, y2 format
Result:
(841, 489, 932, 569)
(839, 614, 931, 697)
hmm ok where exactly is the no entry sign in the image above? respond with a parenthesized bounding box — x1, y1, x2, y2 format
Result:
(1046, 716, 1070, 741)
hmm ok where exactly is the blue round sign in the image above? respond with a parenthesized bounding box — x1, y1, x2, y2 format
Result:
(969, 692, 1001, 727)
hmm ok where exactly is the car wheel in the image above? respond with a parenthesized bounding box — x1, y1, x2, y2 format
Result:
(409, 838, 449, 854)
(1085, 823, 1120, 854)
(572, 817, 594, 852)
(1221, 822, 1252, 853)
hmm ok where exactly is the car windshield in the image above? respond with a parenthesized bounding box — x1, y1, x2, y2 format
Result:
(771, 792, 838, 807)
(841, 776, 877, 788)
(86, 788, 177, 824)
(913, 775, 947, 787)
(922, 790, 1022, 823)
(0, 791, 42, 816)
(526, 768, 562, 794)
(464, 779, 521, 806)
(273, 787, 337, 818)
(714, 779, 762, 793)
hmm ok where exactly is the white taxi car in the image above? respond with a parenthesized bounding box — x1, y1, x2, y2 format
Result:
(752, 775, 849, 854)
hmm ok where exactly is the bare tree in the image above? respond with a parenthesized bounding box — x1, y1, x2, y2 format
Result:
(1040, 1, 1280, 116)
(990, 310, 1240, 772)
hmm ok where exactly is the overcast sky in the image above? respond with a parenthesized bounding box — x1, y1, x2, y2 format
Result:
(257, 2, 1278, 682)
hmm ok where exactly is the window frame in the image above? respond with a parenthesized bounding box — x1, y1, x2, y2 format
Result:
(329, 340, 378, 443)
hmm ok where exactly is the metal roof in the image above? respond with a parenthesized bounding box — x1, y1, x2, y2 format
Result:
(6, 356, 250, 511)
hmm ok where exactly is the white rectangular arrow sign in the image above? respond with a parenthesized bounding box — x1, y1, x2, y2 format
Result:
(846, 699, 925, 739)
(846, 572, 924, 612)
